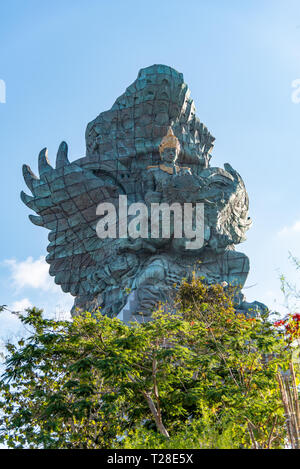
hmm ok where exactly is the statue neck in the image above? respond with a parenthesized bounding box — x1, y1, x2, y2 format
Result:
(161, 161, 175, 168)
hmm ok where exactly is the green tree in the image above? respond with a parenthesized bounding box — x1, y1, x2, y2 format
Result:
(0, 280, 293, 449)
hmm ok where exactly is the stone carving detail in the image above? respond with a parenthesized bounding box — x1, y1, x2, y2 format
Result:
(21, 65, 265, 321)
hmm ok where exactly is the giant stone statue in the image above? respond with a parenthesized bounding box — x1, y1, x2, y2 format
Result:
(21, 64, 266, 322)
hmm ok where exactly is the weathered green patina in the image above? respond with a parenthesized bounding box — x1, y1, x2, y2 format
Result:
(21, 65, 266, 321)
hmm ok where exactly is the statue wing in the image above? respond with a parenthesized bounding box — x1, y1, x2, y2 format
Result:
(21, 142, 120, 297)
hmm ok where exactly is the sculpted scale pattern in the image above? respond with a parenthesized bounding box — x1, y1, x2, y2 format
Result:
(21, 65, 266, 321)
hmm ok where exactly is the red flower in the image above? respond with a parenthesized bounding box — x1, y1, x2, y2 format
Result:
(274, 320, 286, 327)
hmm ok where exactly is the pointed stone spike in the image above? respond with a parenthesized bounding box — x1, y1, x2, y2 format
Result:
(22, 164, 38, 193)
(38, 148, 52, 176)
(29, 214, 44, 226)
(56, 141, 70, 169)
(20, 190, 34, 207)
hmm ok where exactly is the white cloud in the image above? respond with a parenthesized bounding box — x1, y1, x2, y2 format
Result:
(0, 299, 32, 343)
(1, 256, 73, 327)
(278, 220, 300, 237)
(10, 298, 32, 313)
(0, 310, 25, 344)
(4, 256, 60, 292)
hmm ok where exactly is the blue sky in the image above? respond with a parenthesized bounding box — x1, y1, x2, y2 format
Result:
(0, 0, 300, 340)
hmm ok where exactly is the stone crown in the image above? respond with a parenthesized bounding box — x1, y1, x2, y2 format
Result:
(159, 127, 181, 154)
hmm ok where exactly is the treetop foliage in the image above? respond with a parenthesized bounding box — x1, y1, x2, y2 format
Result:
(0, 278, 299, 449)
